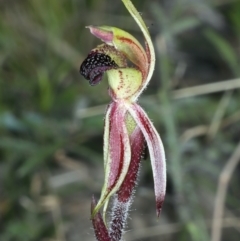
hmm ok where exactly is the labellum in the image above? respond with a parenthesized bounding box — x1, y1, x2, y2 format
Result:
(80, 52, 119, 86)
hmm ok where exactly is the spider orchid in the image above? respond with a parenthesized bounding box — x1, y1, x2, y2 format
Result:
(80, 0, 166, 240)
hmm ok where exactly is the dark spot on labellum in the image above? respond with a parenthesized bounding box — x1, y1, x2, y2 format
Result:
(80, 52, 118, 86)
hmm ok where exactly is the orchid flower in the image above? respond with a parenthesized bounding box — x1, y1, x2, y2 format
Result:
(80, 0, 166, 240)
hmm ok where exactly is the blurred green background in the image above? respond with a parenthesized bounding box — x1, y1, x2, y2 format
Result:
(0, 0, 240, 240)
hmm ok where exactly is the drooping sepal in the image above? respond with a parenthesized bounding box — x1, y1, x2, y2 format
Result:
(128, 103, 166, 217)
(92, 101, 131, 218)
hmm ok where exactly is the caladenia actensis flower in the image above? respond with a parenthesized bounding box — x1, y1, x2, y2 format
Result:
(80, 0, 166, 240)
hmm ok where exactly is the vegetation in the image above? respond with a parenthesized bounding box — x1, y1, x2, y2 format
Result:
(0, 0, 239, 240)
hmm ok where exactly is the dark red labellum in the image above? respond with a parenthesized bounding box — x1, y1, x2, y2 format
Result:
(80, 52, 118, 86)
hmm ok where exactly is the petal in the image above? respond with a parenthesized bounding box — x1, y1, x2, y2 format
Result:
(103, 103, 114, 169)
(128, 103, 166, 217)
(108, 102, 128, 189)
(122, 0, 156, 100)
(117, 126, 145, 202)
(102, 113, 142, 220)
(92, 101, 131, 218)
(91, 196, 111, 241)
